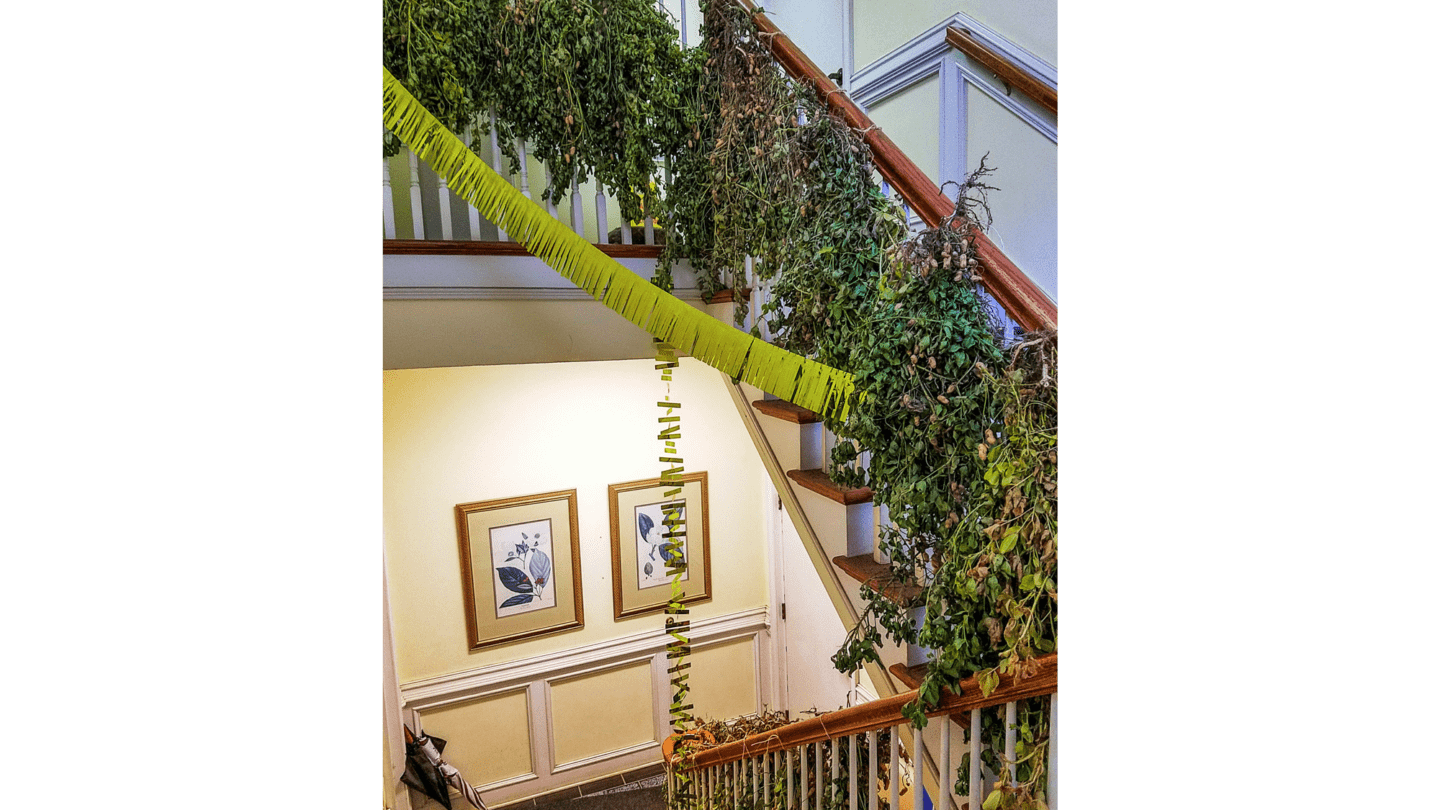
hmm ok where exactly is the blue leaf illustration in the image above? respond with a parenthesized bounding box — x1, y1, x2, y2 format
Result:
(529, 550, 552, 587)
(644, 562, 653, 577)
(638, 512, 655, 541)
(661, 543, 684, 563)
(499, 593, 534, 608)
(497, 566, 534, 594)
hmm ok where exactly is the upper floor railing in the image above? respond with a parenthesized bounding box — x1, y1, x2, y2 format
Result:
(383, 120, 669, 258)
(382, 0, 1056, 332)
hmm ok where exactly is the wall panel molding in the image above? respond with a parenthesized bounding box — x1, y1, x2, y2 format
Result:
(402, 607, 771, 807)
(851, 11, 1056, 145)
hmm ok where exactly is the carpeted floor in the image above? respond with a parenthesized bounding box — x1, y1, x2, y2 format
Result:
(537, 775, 666, 810)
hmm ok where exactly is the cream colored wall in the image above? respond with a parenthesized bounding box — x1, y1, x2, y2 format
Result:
(387, 357, 770, 798)
(865, 75, 941, 188)
(385, 357, 768, 679)
(966, 85, 1057, 300)
(854, 0, 1056, 70)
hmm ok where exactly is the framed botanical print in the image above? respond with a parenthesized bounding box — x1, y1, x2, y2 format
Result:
(607, 472, 712, 619)
(455, 489, 584, 650)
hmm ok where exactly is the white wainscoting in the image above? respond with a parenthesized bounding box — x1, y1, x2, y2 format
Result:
(400, 607, 772, 807)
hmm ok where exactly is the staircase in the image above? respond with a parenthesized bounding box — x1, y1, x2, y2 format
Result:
(382, 1, 1057, 807)
(680, 5, 1058, 807)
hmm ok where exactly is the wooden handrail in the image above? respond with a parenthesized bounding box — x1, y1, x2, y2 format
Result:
(688, 654, 1056, 769)
(945, 28, 1057, 117)
(733, 0, 1057, 332)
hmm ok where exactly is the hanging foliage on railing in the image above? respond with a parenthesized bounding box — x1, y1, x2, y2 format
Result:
(657, 1, 905, 329)
(821, 168, 1057, 810)
(383, 0, 701, 223)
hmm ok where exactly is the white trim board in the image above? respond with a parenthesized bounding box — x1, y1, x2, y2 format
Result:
(383, 254, 701, 301)
(400, 606, 769, 710)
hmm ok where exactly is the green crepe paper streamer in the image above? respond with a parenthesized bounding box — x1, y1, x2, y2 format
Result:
(382, 67, 854, 421)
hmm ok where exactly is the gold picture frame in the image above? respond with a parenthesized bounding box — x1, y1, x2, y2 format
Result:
(607, 472, 712, 619)
(455, 489, 584, 650)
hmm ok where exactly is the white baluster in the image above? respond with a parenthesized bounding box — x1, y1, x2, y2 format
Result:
(874, 503, 891, 564)
(406, 150, 426, 240)
(969, 710, 982, 810)
(436, 166, 454, 241)
(786, 749, 795, 810)
(517, 140, 531, 198)
(463, 130, 482, 240)
(848, 735, 858, 810)
(382, 157, 396, 240)
(938, 720, 950, 810)
(867, 730, 878, 810)
(488, 110, 509, 241)
(571, 179, 584, 234)
(1047, 695, 1057, 810)
(543, 165, 559, 219)
(889, 725, 900, 810)
(911, 725, 924, 810)
(1008, 697, 1019, 784)
(830, 739, 839, 809)
(764, 750, 773, 810)
(735, 759, 742, 807)
(596, 192, 609, 244)
(1004, 702, 1017, 787)
(801, 741, 810, 810)
(622, 218, 633, 244)
(645, 214, 655, 246)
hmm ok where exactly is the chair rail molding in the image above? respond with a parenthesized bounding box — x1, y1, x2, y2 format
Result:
(850, 12, 1056, 145)
(399, 606, 770, 710)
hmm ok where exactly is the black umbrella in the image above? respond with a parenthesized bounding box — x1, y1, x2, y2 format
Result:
(402, 726, 488, 810)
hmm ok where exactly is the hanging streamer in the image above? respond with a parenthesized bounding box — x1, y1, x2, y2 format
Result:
(381, 67, 857, 422)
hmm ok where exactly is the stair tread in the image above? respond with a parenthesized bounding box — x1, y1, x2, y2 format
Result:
(787, 468, 873, 504)
(752, 399, 820, 424)
(832, 554, 922, 603)
(888, 662, 928, 690)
